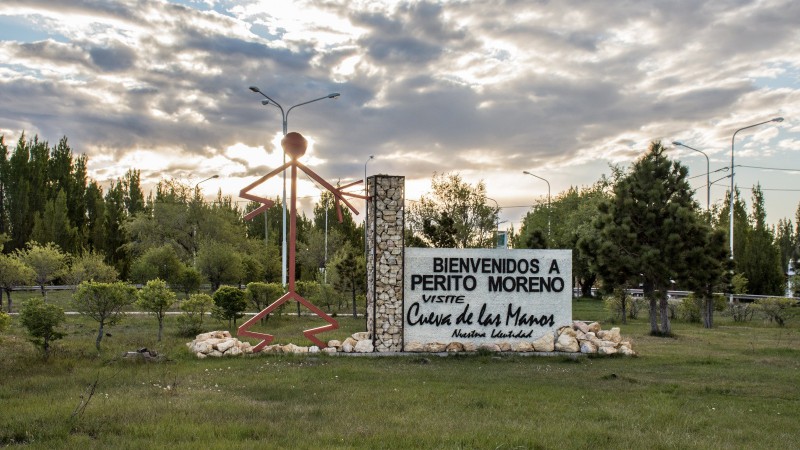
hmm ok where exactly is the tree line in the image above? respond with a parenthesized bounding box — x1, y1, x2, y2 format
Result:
(0, 133, 366, 314)
(514, 141, 799, 333)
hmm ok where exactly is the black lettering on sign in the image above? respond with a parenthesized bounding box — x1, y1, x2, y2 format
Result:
(406, 302, 452, 327)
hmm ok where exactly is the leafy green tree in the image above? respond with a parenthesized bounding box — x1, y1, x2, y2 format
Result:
(122, 169, 146, 216)
(297, 228, 345, 281)
(16, 242, 68, 298)
(409, 172, 498, 248)
(137, 279, 176, 342)
(31, 189, 81, 254)
(683, 225, 729, 328)
(244, 197, 283, 247)
(177, 293, 214, 336)
(173, 265, 204, 296)
(129, 245, 184, 285)
(0, 137, 8, 237)
(775, 217, 794, 274)
(0, 254, 35, 312)
(332, 245, 366, 318)
(20, 297, 65, 358)
(420, 211, 458, 248)
(63, 251, 118, 285)
(739, 185, 785, 295)
(212, 285, 247, 328)
(521, 181, 609, 297)
(313, 191, 362, 250)
(85, 180, 107, 254)
(245, 282, 284, 322)
(104, 180, 130, 276)
(72, 281, 137, 351)
(196, 240, 244, 291)
(586, 141, 706, 336)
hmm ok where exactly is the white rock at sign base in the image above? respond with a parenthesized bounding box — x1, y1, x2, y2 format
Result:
(598, 346, 618, 355)
(532, 333, 555, 352)
(342, 342, 354, 353)
(511, 341, 533, 352)
(580, 341, 597, 354)
(446, 342, 465, 352)
(555, 333, 579, 353)
(354, 339, 374, 353)
(405, 341, 424, 352)
(327, 340, 342, 349)
(351, 332, 369, 341)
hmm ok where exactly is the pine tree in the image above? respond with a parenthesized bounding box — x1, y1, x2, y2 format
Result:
(589, 141, 706, 335)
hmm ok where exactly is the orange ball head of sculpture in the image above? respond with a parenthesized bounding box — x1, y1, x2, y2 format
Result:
(281, 132, 307, 160)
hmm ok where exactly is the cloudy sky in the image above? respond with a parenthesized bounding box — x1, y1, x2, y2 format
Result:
(1, 0, 799, 230)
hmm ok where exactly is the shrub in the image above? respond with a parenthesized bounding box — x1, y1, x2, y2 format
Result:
(678, 295, 702, 323)
(727, 302, 756, 322)
(19, 298, 65, 358)
(212, 286, 248, 328)
(177, 293, 214, 336)
(755, 297, 795, 327)
(628, 297, 646, 319)
(137, 279, 176, 342)
(72, 281, 137, 351)
(0, 310, 11, 334)
(245, 282, 285, 318)
(603, 289, 630, 323)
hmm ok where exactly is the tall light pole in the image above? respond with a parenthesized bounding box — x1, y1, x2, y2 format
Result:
(729, 118, 783, 258)
(486, 196, 502, 248)
(193, 175, 219, 264)
(522, 171, 551, 238)
(729, 117, 783, 302)
(364, 155, 374, 256)
(249, 86, 340, 287)
(672, 141, 711, 211)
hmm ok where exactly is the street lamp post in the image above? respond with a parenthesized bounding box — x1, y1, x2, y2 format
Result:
(249, 86, 340, 287)
(486, 196, 502, 248)
(522, 171, 551, 238)
(728, 117, 784, 302)
(364, 155, 374, 256)
(672, 141, 711, 211)
(193, 175, 219, 264)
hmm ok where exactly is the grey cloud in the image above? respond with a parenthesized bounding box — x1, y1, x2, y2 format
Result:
(1, 0, 799, 223)
(89, 42, 136, 71)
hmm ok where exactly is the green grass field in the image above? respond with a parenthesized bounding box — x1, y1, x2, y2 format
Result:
(2, 294, 799, 449)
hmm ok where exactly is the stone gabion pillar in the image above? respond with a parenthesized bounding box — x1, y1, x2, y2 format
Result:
(366, 175, 405, 352)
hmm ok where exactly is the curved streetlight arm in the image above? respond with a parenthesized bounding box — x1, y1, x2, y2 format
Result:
(672, 141, 710, 210)
(194, 174, 219, 189)
(250, 87, 286, 123)
(522, 171, 551, 238)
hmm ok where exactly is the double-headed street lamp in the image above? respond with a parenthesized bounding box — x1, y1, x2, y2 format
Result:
(522, 171, 551, 238)
(672, 141, 710, 211)
(248, 86, 340, 287)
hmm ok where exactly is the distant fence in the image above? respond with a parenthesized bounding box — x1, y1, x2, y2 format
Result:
(573, 287, 799, 303)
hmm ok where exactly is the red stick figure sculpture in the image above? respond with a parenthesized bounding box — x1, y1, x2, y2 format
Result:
(237, 132, 365, 351)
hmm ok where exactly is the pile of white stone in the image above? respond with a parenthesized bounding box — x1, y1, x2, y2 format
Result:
(187, 331, 254, 358)
(189, 324, 635, 358)
(404, 321, 635, 356)
(259, 332, 375, 355)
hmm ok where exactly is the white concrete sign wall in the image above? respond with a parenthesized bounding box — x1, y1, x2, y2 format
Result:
(404, 248, 572, 346)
